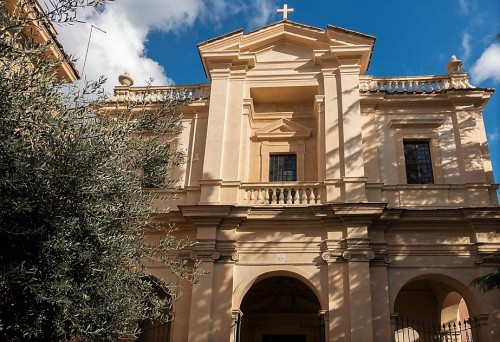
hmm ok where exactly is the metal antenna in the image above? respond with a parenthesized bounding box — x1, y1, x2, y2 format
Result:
(82, 24, 106, 76)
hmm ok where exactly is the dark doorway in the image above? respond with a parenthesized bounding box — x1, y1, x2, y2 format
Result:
(240, 276, 322, 342)
(263, 335, 306, 342)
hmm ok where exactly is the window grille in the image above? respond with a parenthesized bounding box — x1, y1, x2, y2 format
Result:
(269, 154, 297, 182)
(403, 141, 434, 184)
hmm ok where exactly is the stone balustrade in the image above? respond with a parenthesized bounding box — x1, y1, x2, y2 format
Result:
(359, 73, 474, 93)
(112, 84, 211, 103)
(241, 182, 324, 205)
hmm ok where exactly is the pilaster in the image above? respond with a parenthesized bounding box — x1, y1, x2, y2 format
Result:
(450, 100, 486, 184)
(322, 204, 385, 342)
(200, 64, 232, 204)
(338, 60, 367, 202)
(342, 217, 374, 342)
(220, 65, 247, 204)
(319, 66, 342, 202)
(180, 206, 231, 342)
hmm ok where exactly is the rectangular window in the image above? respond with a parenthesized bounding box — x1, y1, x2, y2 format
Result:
(269, 154, 297, 182)
(403, 141, 434, 184)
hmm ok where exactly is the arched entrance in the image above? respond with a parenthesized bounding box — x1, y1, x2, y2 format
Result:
(392, 276, 480, 342)
(239, 276, 323, 342)
(137, 277, 172, 342)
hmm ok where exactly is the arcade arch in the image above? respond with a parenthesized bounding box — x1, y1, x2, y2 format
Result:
(237, 272, 324, 342)
(393, 274, 484, 342)
(393, 274, 480, 322)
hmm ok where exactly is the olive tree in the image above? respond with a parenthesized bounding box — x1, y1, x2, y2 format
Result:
(0, 1, 198, 340)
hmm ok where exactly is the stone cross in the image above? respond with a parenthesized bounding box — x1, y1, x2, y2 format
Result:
(277, 4, 294, 20)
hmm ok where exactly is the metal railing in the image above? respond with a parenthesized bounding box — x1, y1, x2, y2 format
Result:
(391, 315, 479, 342)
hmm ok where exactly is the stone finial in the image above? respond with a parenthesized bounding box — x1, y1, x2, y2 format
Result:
(118, 71, 134, 87)
(446, 55, 463, 74)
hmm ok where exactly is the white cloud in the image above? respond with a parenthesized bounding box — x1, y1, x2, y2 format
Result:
(470, 43, 500, 84)
(461, 32, 471, 62)
(458, 0, 469, 15)
(248, 0, 276, 29)
(488, 130, 500, 143)
(52, 0, 277, 94)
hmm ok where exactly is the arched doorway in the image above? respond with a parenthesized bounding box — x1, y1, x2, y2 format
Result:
(239, 275, 323, 342)
(393, 276, 479, 342)
(137, 277, 173, 342)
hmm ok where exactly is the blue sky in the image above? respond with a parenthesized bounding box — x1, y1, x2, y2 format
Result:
(57, 0, 500, 184)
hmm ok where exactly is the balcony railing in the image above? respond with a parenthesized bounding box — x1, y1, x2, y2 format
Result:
(112, 84, 211, 103)
(240, 182, 324, 206)
(359, 74, 474, 93)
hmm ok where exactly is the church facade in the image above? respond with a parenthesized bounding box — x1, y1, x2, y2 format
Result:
(111, 18, 499, 342)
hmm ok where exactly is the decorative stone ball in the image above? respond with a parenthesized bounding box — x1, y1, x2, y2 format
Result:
(118, 71, 134, 86)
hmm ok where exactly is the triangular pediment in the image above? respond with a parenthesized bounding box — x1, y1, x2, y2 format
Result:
(254, 118, 312, 141)
(255, 41, 312, 63)
(198, 20, 376, 78)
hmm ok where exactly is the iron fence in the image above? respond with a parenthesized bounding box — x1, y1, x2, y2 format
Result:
(391, 315, 480, 342)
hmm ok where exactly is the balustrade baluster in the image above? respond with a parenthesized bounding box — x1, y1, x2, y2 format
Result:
(265, 189, 270, 204)
(291, 189, 297, 204)
(284, 188, 290, 205)
(311, 188, 317, 204)
(314, 189, 320, 204)
(297, 188, 307, 204)
(427, 80, 434, 92)
(436, 80, 442, 91)
(418, 80, 425, 92)
(271, 189, 277, 204)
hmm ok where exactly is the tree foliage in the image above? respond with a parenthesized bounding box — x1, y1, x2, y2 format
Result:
(0, 1, 198, 340)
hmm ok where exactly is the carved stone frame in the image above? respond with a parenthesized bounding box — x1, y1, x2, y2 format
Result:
(390, 119, 445, 184)
(253, 119, 312, 182)
(260, 141, 306, 182)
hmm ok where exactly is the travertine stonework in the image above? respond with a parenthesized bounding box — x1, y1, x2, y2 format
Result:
(108, 20, 499, 342)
